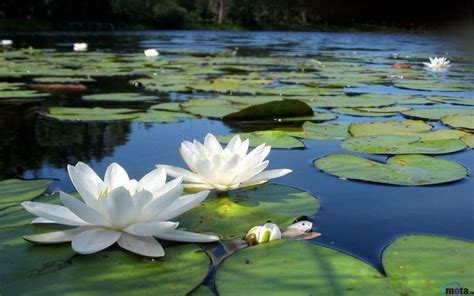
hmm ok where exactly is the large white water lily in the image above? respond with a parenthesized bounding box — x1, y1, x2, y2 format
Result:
(21, 162, 219, 257)
(144, 48, 159, 57)
(423, 57, 450, 70)
(245, 223, 281, 245)
(1, 39, 13, 46)
(157, 133, 292, 192)
(73, 43, 88, 52)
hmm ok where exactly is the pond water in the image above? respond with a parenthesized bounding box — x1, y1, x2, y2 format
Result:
(1, 30, 473, 276)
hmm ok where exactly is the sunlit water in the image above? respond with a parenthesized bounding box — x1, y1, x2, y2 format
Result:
(1, 31, 473, 274)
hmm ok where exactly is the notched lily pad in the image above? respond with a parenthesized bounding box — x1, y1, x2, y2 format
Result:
(441, 114, 474, 131)
(216, 240, 396, 295)
(349, 120, 432, 137)
(178, 184, 319, 240)
(315, 153, 467, 185)
(0, 179, 52, 211)
(302, 122, 351, 139)
(44, 107, 139, 122)
(82, 92, 157, 102)
(132, 110, 194, 123)
(402, 108, 474, 120)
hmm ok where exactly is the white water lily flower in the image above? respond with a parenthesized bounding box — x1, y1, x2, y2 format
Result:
(73, 43, 88, 52)
(144, 48, 159, 57)
(423, 57, 450, 70)
(157, 133, 292, 192)
(245, 223, 281, 245)
(21, 162, 219, 257)
(1, 39, 13, 46)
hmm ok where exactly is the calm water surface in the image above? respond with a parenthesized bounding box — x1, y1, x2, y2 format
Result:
(1, 31, 473, 272)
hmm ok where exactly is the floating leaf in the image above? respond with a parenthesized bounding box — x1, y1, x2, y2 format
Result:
(132, 110, 194, 123)
(302, 122, 351, 139)
(341, 135, 466, 154)
(224, 99, 313, 121)
(332, 107, 397, 117)
(82, 93, 157, 102)
(441, 114, 474, 131)
(304, 95, 396, 108)
(32, 77, 94, 83)
(349, 120, 432, 137)
(0, 90, 50, 99)
(178, 184, 319, 239)
(315, 153, 467, 185)
(150, 102, 182, 111)
(30, 84, 87, 92)
(402, 108, 474, 120)
(219, 131, 306, 149)
(394, 79, 472, 92)
(0, 179, 52, 211)
(216, 240, 396, 295)
(0, 224, 210, 295)
(428, 96, 474, 106)
(383, 235, 474, 295)
(461, 133, 474, 148)
(181, 99, 244, 118)
(44, 107, 139, 122)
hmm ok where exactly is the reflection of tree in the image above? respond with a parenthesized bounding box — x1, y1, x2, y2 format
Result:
(0, 108, 131, 179)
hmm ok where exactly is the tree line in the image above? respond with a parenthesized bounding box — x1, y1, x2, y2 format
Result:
(1, 0, 472, 30)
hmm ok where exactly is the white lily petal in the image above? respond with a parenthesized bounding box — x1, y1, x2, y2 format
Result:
(140, 180, 183, 221)
(132, 190, 153, 211)
(226, 135, 242, 153)
(24, 227, 92, 244)
(153, 176, 184, 200)
(22, 201, 88, 226)
(117, 232, 164, 257)
(242, 169, 292, 185)
(75, 162, 102, 185)
(124, 221, 178, 236)
(156, 165, 205, 183)
(183, 183, 214, 190)
(31, 217, 55, 224)
(138, 167, 166, 195)
(60, 191, 108, 226)
(204, 133, 223, 154)
(104, 163, 130, 190)
(156, 190, 209, 221)
(101, 187, 135, 228)
(72, 228, 121, 254)
(155, 229, 219, 242)
(67, 165, 99, 207)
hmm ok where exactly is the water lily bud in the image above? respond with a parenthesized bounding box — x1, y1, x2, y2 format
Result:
(245, 223, 281, 245)
(144, 49, 159, 57)
(73, 43, 88, 52)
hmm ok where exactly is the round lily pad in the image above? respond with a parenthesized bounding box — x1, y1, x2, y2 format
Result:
(178, 184, 319, 239)
(218, 131, 306, 149)
(302, 122, 351, 139)
(383, 235, 474, 295)
(394, 79, 472, 92)
(0, 224, 210, 295)
(223, 99, 313, 121)
(33, 77, 94, 83)
(315, 153, 467, 185)
(332, 107, 397, 117)
(428, 96, 474, 106)
(461, 133, 474, 148)
(0, 179, 52, 210)
(402, 108, 474, 120)
(182, 99, 244, 118)
(44, 107, 139, 122)
(82, 93, 157, 102)
(216, 240, 396, 295)
(305, 95, 396, 108)
(441, 114, 474, 131)
(349, 120, 432, 137)
(0, 90, 49, 99)
(150, 102, 182, 111)
(341, 135, 466, 155)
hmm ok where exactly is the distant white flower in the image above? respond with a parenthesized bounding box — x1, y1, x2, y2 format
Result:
(245, 223, 281, 245)
(73, 43, 88, 52)
(22, 162, 218, 257)
(287, 221, 313, 232)
(423, 57, 450, 70)
(1, 39, 13, 46)
(157, 133, 292, 192)
(144, 49, 159, 57)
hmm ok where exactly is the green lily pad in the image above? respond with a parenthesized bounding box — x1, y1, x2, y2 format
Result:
(341, 135, 466, 154)
(349, 120, 433, 137)
(44, 107, 139, 122)
(279, 112, 336, 122)
(332, 107, 397, 117)
(0, 82, 24, 90)
(190, 78, 272, 94)
(441, 114, 474, 131)
(461, 133, 474, 148)
(82, 93, 157, 102)
(402, 108, 474, 120)
(132, 110, 194, 123)
(428, 96, 474, 106)
(0, 224, 210, 295)
(218, 131, 306, 149)
(181, 99, 244, 118)
(33, 77, 94, 83)
(178, 184, 319, 240)
(394, 79, 472, 92)
(150, 102, 182, 111)
(216, 240, 396, 295)
(0, 179, 52, 211)
(225, 95, 286, 105)
(315, 153, 467, 185)
(357, 106, 411, 113)
(223, 99, 313, 121)
(304, 95, 396, 108)
(0, 90, 50, 99)
(302, 122, 351, 139)
(383, 235, 474, 295)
